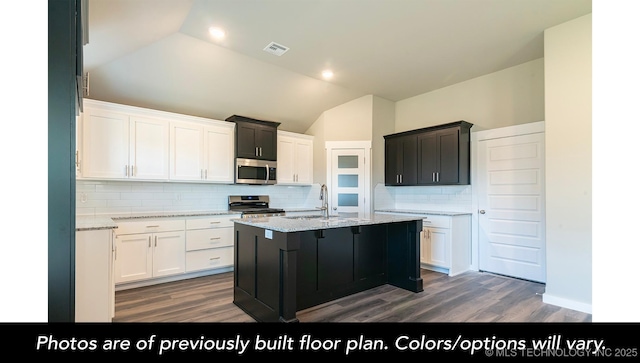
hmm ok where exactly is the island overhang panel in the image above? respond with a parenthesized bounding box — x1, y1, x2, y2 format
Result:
(233, 217, 423, 322)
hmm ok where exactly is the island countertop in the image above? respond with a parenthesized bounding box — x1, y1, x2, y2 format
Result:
(231, 213, 423, 233)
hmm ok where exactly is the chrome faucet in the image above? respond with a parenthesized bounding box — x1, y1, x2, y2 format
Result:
(319, 184, 329, 218)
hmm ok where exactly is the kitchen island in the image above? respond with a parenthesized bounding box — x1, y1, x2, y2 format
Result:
(232, 214, 424, 322)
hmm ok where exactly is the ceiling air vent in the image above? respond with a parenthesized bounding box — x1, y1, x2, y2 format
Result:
(263, 42, 289, 56)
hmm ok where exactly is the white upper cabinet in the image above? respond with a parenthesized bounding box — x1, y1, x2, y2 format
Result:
(277, 131, 313, 185)
(169, 120, 234, 183)
(79, 99, 234, 183)
(81, 100, 169, 180)
(81, 106, 132, 179)
(129, 116, 170, 180)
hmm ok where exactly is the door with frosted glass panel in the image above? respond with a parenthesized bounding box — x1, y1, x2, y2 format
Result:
(330, 149, 366, 217)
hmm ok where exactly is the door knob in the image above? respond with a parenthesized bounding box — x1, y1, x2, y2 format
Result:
(479, 210, 486, 214)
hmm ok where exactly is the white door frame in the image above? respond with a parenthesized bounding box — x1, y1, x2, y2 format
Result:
(325, 141, 372, 217)
(471, 121, 545, 272)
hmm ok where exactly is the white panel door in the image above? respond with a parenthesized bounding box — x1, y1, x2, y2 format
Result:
(478, 132, 546, 282)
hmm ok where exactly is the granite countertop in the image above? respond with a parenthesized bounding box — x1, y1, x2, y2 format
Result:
(374, 209, 472, 216)
(231, 213, 423, 233)
(75, 210, 242, 231)
(76, 216, 119, 231)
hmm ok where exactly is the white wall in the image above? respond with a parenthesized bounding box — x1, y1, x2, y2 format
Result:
(543, 14, 592, 313)
(305, 95, 376, 185)
(371, 96, 395, 188)
(395, 58, 545, 133)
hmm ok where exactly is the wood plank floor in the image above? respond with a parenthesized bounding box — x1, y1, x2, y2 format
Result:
(113, 269, 592, 323)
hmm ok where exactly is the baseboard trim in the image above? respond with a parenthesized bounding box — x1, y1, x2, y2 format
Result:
(115, 266, 234, 291)
(542, 292, 592, 314)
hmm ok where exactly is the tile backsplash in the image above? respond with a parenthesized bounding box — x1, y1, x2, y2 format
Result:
(76, 180, 321, 216)
(374, 183, 472, 213)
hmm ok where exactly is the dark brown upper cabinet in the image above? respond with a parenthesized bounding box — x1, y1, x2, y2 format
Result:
(384, 121, 473, 186)
(226, 115, 280, 161)
(384, 134, 418, 186)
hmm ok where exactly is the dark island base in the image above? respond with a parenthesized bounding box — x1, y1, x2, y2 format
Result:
(233, 220, 423, 322)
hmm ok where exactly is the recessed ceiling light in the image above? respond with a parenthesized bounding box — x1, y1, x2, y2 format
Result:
(208, 27, 225, 40)
(322, 70, 334, 79)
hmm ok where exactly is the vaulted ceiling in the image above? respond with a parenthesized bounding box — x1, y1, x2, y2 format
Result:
(83, 0, 592, 133)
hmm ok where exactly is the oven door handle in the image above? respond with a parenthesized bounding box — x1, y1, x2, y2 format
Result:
(265, 164, 269, 184)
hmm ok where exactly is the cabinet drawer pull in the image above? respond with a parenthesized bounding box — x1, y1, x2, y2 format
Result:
(210, 221, 220, 224)
(210, 237, 221, 241)
(209, 257, 221, 260)
(146, 225, 160, 228)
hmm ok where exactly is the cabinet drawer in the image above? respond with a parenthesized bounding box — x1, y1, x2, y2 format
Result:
(185, 215, 235, 229)
(186, 228, 233, 251)
(422, 215, 451, 229)
(115, 218, 184, 235)
(186, 247, 233, 272)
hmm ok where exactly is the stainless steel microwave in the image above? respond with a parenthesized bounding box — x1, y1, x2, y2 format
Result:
(235, 158, 277, 185)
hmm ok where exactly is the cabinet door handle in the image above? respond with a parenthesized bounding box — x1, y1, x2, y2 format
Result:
(154, 235, 157, 247)
(148, 236, 151, 247)
(396, 175, 399, 183)
(125, 165, 129, 177)
(131, 165, 134, 177)
(255, 147, 259, 156)
(432, 172, 435, 182)
(428, 230, 431, 239)
(201, 169, 203, 179)
(259, 147, 262, 156)
(400, 174, 403, 184)
(436, 172, 439, 182)
(205, 169, 207, 179)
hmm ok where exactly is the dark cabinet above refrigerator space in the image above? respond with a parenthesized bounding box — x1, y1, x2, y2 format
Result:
(384, 121, 473, 186)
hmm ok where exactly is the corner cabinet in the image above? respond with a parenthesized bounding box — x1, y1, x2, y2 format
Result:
(226, 115, 280, 161)
(384, 121, 473, 186)
(75, 228, 115, 322)
(277, 131, 314, 185)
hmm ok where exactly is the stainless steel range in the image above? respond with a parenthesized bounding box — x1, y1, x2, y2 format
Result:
(228, 195, 285, 218)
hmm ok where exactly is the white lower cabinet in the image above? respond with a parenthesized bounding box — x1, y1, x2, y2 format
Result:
(75, 228, 114, 322)
(420, 214, 471, 276)
(185, 215, 234, 272)
(114, 219, 186, 284)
